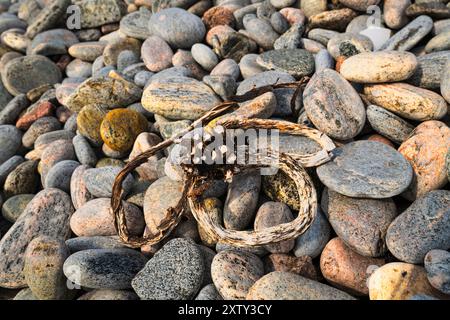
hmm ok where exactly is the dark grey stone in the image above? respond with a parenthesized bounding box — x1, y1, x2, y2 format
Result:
(63, 248, 148, 290)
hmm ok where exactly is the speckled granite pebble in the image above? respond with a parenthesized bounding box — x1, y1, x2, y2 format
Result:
(23, 236, 72, 300)
(0, 188, 73, 288)
(247, 271, 356, 300)
(211, 250, 264, 300)
(386, 190, 450, 264)
(424, 250, 450, 295)
(132, 238, 204, 300)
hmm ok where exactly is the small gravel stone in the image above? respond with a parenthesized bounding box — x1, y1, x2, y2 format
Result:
(195, 284, 223, 300)
(191, 43, 219, 71)
(224, 171, 261, 230)
(254, 202, 294, 253)
(380, 15, 433, 51)
(78, 289, 138, 300)
(1, 55, 61, 96)
(303, 69, 366, 140)
(0, 125, 22, 165)
(340, 51, 418, 83)
(66, 236, 128, 253)
(0, 155, 24, 185)
(320, 237, 385, 296)
(142, 76, 221, 120)
(73, 135, 97, 167)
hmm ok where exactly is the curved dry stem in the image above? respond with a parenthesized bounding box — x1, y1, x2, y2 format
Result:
(110, 78, 334, 248)
(187, 152, 318, 247)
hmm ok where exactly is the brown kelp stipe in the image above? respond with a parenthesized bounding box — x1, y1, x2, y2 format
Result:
(111, 78, 336, 248)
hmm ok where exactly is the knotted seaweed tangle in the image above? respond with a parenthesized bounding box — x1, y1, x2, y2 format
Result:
(111, 78, 336, 248)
